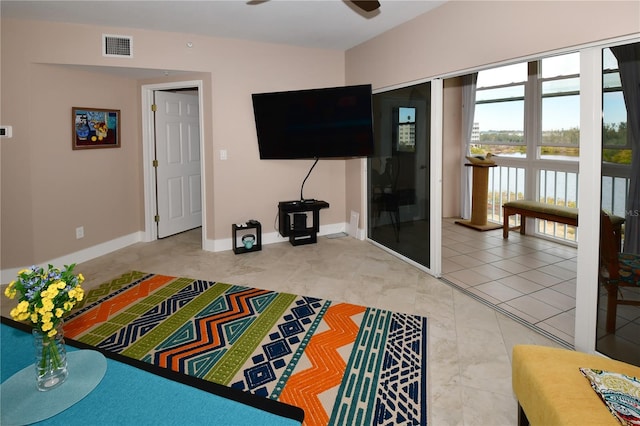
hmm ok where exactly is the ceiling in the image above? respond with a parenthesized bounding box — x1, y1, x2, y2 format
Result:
(1, 0, 446, 51)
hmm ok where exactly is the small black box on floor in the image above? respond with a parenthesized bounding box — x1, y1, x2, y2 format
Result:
(293, 213, 307, 230)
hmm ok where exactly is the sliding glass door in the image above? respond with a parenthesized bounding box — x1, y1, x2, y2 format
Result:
(367, 82, 431, 268)
(596, 41, 639, 365)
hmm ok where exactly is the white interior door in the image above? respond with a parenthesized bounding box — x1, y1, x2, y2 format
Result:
(155, 90, 202, 238)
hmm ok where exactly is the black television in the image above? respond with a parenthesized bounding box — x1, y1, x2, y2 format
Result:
(251, 84, 374, 159)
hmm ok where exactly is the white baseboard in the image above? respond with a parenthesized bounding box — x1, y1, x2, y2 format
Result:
(1, 232, 144, 283)
(2, 222, 360, 282)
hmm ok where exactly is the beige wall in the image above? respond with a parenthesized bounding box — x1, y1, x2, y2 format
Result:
(347, 1, 640, 87)
(1, 61, 142, 267)
(1, 18, 347, 270)
(442, 77, 463, 218)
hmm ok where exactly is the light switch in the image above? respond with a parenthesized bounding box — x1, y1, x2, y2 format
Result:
(220, 149, 228, 160)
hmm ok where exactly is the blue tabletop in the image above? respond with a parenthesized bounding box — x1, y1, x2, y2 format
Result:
(1, 321, 303, 425)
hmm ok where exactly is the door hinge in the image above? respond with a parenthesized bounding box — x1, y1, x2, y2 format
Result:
(154, 215, 160, 223)
(151, 104, 157, 112)
(153, 159, 158, 168)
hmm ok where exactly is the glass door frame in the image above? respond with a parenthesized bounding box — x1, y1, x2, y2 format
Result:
(575, 37, 640, 355)
(363, 79, 443, 278)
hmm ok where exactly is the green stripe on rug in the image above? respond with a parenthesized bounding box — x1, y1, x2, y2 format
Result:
(74, 271, 147, 310)
(120, 282, 233, 359)
(331, 308, 391, 425)
(77, 277, 197, 346)
(204, 292, 298, 385)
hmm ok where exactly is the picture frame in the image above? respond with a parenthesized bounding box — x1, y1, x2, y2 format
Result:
(72, 107, 120, 150)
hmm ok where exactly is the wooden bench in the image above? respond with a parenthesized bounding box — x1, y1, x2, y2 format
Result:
(503, 201, 625, 247)
(502, 200, 578, 239)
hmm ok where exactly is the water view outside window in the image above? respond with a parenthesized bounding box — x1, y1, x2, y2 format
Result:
(475, 53, 582, 241)
(474, 62, 526, 157)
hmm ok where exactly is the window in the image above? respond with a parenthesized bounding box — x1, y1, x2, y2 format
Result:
(540, 53, 580, 160)
(474, 52, 581, 242)
(396, 107, 416, 152)
(474, 63, 527, 157)
(473, 53, 581, 160)
(602, 48, 631, 162)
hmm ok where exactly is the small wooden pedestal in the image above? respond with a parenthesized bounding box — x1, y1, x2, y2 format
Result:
(456, 163, 502, 231)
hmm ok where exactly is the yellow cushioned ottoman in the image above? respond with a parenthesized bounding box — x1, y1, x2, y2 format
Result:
(512, 344, 640, 426)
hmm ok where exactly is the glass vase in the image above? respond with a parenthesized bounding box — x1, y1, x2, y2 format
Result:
(33, 323, 68, 391)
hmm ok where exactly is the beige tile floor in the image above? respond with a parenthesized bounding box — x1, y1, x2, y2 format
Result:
(441, 217, 640, 367)
(0, 227, 562, 426)
(441, 218, 578, 345)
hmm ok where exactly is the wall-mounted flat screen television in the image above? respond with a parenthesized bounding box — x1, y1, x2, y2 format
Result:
(252, 84, 374, 159)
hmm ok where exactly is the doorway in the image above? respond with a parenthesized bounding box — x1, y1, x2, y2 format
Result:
(141, 80, 206, 246)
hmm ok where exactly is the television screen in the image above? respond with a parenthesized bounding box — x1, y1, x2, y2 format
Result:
(252, 84, 374, 159)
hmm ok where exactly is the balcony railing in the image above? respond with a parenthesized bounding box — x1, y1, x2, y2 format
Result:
(486, 163, 630, 244)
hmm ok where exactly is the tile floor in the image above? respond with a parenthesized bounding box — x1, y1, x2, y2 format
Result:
(441, 217, 640, 366)
(441, 218, 578, 346)
(2, 226, 563, 425)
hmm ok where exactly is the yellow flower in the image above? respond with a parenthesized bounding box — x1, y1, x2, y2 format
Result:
(47, 329, 57, 338)
(41, 298, 54, 312)
(16, 300, 29, 313)
(78, 273, 85, 283)
(55, 308, 64, 318)
(41, 322, 53, 332)
(17, 312, 30, 321)
(41, 312, 53, 323)
(9, 307, 19, 320)
(31, 313, 38, 323)
(44, 285, 59, 298)
(17, 268, 31, 275)
(76, 287, 84, 301)
(56, 281, 66, 290)
(4, 281, 16, 299)
(64, 301, 74, 310)
(4, 288, 16, 299)
(68, 289, 77, 299)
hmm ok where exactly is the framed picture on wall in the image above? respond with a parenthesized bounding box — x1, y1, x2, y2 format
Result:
(72, 107, 120, 150)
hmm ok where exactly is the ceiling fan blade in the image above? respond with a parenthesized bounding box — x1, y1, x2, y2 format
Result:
(351, 1, 381, 12)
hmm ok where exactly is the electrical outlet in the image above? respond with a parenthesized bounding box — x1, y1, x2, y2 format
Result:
(76, 226, 84, 239)
(0, 126, 12, 138)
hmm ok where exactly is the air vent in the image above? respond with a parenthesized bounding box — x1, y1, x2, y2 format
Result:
(102, 34, 133, 58)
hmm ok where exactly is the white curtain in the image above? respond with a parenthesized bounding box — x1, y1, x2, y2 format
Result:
(460, 73, 478, 219)
(611, 43, 640, 254)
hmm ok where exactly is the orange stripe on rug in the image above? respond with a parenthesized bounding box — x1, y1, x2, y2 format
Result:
(157, 287, 272, 370)
(63, 274, 175, 338)
(278, 302, 366, 426)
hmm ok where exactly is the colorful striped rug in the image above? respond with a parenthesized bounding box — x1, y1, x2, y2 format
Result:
(63, 271, 428, 425)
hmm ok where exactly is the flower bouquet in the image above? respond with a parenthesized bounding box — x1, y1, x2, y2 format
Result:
(5, 264, 85, 390)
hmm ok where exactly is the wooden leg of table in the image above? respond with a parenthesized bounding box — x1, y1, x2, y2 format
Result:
(520, 215, 526, 235)
(503, 212, 510, 239)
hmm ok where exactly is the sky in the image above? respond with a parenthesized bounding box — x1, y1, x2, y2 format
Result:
(473, 50, 628, 132)
(474, 94, 627, 132)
